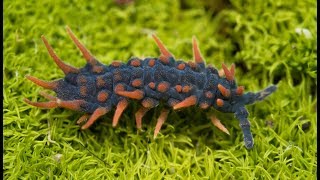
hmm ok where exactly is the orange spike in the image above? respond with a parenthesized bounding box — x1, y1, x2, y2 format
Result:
(192, 36, 204, 64)
(25, 75, 59, 90)
(154, 109, 169, 138)
(230, 63, 235, 78)
(57, 99, 86, 111)
(81, 107, 109, 129)
(216, 99, 224, 107)
(39, 91, 57, 101)
(112, 99, 129, 127)
(222, 63, 235, 81)
(65, 26, 96, 65)
(24, 98, 57, 108)
(41, 35, 79, 74)
(210, 115, 230, 135)
(218, 84, 230, 97)
(77, 114, 90, 125)
(173, 95, 197, 110)
(236, 86, 245, 95)
(135, 106, 150, 129)
(116, 90, 144, 100)
(152, 34, 173, 63)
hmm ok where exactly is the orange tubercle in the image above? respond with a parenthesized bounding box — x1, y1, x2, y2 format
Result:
(130, 59, 141, 67)
(218, 84, 230, 97)
(131, 79, 143, 87)
(216, 99, 224, 107)
(157, 82, 170, 93)
(97, 91, 109, 102)
(236, 86, 245, 95)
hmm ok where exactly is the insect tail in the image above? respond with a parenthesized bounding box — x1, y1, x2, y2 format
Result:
(244, 85, 277, 105)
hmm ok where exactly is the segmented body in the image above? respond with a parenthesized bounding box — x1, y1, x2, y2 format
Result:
(25, 26, 277, 149)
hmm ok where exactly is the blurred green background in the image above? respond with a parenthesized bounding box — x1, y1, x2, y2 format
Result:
(4, 0, 316, 179)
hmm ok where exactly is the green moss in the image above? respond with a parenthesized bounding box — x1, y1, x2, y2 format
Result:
(4, 0, 316, 179)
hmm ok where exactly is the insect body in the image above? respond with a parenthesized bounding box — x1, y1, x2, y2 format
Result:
(25, 26, 276, 149)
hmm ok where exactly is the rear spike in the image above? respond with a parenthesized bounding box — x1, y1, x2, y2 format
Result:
(81, 107, 109, 129)
(41, 35, 79, 74)
(210, 115, 230, 135)
(173, 95, 197, 110)
(112, 99, 129, 127)
(192, 36, 204, 64)
(24, 98, 57, 108)
(39, 91, 57, 101)
(116, 90, 144, 100)
(135, 106, 150, 129)
(25, 75, 59, 90)
(154, 109, 169, 138)
(57, 99, 86, 111)
(218, 84, 230, 97)
(222, 63, 235, 81)
(65, 26, 97, 65)
(152, 34, 173, 64)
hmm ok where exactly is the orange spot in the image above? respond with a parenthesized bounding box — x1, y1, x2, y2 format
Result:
(182, 85, 191, 93)
(77, 75, 87, 84)
(177, 63, 185, 70)
(218, 84, 230, 97)
(131, 79, 143, 87)
(130, 59, 141, 67)
(205, 91, 213, 99)
(173, 95, 197, 110)
(114, 84, 125, 92)
(216, 99, 224, 107)
(200, 102, 209, 109)
(148, 59, 156, 67)
(80, 86, 87, 96)
(111, 61, 122, 67)
(175, 85, 182, 93)
(236, 86, 245, 95)
(92, 65, 104, 73)
(148, 82, 155, 89)
(116, 90, 144, 100)
(157, 82, 170, 93)
(96, 76, 106, 87)
(113, 70, 122, 81)
(97, 91, 109, 102)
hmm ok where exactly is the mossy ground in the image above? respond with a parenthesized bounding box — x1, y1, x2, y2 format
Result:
(4, 0, 316, 179)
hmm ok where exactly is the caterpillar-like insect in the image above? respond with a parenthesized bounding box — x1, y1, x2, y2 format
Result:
(24, 26, 277, 149)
